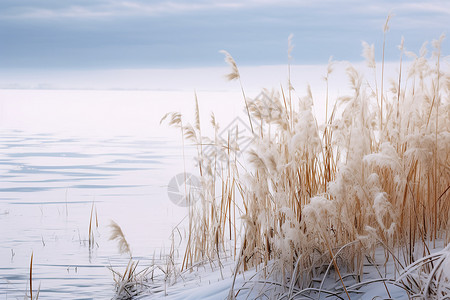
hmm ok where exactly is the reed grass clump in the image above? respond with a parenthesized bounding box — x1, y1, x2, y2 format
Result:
(109, 258, 153, 299)
(163, 28, 449, 298)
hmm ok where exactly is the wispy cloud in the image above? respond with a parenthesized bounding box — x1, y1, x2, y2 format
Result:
(399, 2, 450, 15)
(1, 1, 245, 19)
(0, 0, 447, 69)
(0, 0, 399, 19)
(1, 0, 449, 21)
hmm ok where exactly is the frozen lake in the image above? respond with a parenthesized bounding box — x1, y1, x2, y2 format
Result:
(0, 65, 350, 298)
(0, 89, 246, 299)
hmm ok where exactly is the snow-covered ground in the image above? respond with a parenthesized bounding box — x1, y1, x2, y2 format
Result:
(136, 242, 450, 300)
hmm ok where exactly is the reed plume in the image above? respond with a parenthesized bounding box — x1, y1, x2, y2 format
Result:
(109, 220, 132, 257)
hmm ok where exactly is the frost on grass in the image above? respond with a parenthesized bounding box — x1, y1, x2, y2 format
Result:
(153, 32, 450, 300)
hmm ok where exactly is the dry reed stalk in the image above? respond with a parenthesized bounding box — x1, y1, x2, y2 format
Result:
(30, 252, 33, 300)
(88, 201, 98, 249)
(380, 14, 392, 132)
(220, 50, 254, 134)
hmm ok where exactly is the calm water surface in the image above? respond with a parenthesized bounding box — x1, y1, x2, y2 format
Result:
(0, 90, 225, 299)
(0, 131, 189, 299)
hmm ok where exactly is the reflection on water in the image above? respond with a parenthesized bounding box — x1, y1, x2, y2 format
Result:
(0, 130, 187, 299)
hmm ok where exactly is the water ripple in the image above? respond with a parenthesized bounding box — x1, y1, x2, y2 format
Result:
(0, 130, 178, 299)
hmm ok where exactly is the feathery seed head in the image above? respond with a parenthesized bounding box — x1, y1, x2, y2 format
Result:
(220, 50, 240, 81)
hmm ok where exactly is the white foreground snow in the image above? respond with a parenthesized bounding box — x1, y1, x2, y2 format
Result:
(132, 242, 450, 300)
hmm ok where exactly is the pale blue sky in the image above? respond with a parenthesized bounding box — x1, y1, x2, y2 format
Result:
(0, 0, 449, 70)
